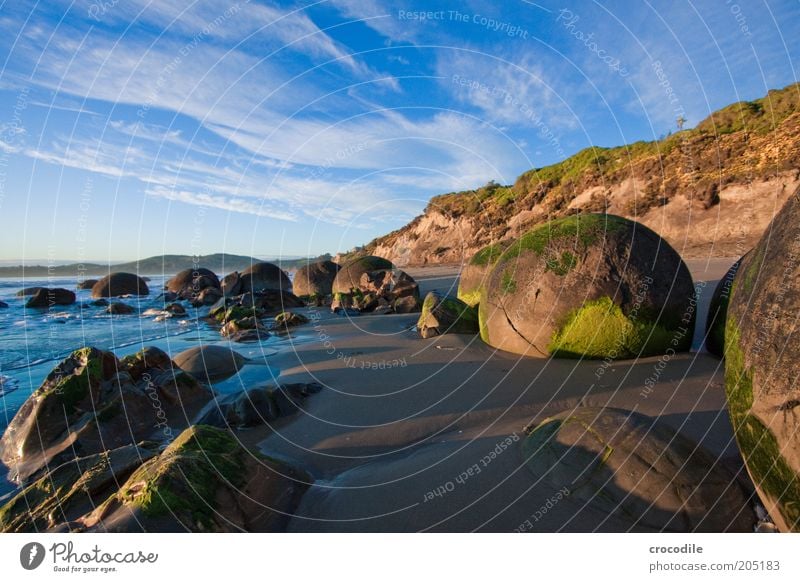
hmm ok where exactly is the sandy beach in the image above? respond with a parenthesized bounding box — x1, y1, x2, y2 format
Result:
(218, 257, 756, 532)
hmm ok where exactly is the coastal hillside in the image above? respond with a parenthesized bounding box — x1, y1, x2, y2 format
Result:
(363, 83, 800, 265)
(0, 253, 332, 278)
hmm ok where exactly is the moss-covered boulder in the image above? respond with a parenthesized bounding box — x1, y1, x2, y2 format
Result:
(331, 256, 393, 295)
(417, 292, 479, 338)
(521, 407, 753, 532)
(238, 262, 292, 294)
(479, 214, 695, 358)
(197, 382, 322, 428)
(0, 347, 212, 484)
(0, 444, 157, 532)
(83, 425, 311, 532)
(458, 241, 510, 307)
(173, 345, 250, 383)
(293, 260, 340, 299)
(273, 311, 309, 330)
(705, 256, 745, 357)
(724, 190, 800, 532)
(92, 272, 149, 298)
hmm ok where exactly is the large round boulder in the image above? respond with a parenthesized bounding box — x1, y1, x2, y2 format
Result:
(77, 279, 98, 290)
(173, 345, 249, 383)
(25, 288, 76, 308)
(238, 262, 291, 294)
(293, 260, 340, 298)
(724, 189, 800, 532)
(91, 272, 149, 298)
(705, 256, 745, 358)
(165, 267, 220, 299)
(458, 241, 511, 307)
(332, 256, 393, 295)
(479, 214, 696, 358)
(521, 407, 753, 531)
(221, 271, 242, 297)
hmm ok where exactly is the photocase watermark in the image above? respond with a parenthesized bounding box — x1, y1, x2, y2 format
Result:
(514, 486, 570, 531)
(725, 0, 753, 39)
(87, 0, 120, 21)
(141, 372, 175, 446)
(422, 433, 520, 502)
(452, 74, 565, 159)
(556, 9, 629, 77)
(397, 9, 529, 38)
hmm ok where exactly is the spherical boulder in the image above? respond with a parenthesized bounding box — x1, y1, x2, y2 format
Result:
(293, 260, 340, 298)
(25, 288, 76, 308)
(705, 256, 745, 358)
(221, 271, 242, 297)
(91, 273, 149, 298)
(16, 287, 44, 297)
(77, 279, 98, 290)
(724, 189, 800, 532)
(479, 214, 696, 358)
(521, 407, 753, 531)
(238, 262, 291, 294)
(458, 241, 511, 307)
(166, 267, 220, 299)
(332, 256, 393, 295)
(173, 345, 249, 383)
(417, 292, 479, 338)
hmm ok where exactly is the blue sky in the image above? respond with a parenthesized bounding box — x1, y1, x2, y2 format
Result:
(0, 0, 797, 262)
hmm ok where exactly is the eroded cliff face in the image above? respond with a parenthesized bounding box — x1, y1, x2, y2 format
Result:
(363, 83, 800, 265)
(371, 172, 798, 266)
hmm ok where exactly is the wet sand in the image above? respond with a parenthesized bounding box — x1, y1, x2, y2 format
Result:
(241, 258, 753, 532)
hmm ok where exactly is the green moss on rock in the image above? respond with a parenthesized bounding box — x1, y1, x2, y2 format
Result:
(549, 296, 677, 359)
(121, 425, 246, 527)
(470, 243, 505, 267)
(499, 214, 627, 263)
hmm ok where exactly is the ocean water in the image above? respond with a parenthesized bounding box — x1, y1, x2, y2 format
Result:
(0, 275, 294, 500)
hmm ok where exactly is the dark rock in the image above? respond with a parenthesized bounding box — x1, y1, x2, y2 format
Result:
(724, 188, 800, 532)
(480, 214, 695, 359)
(0, 300, 8, 308)
(77, 279, 99, 290)
(91, 273, 149, 298)
(173, 345, 249, 383)
(0, 443, 157, 532)
(16, 287, 45, 296)
(272, 311, 309, 330)
(238, 262, 292, 294)
(164, 303, 186, 316)
(165, 268, 220, 299)
(221, 271, 242, 297)
(191, 287, 223, 307)
(91, 299, 109, 307)
(81, 425, 311, 532)
(417, 292, 479, 338)
(107, 302, 135, 315)
(332, 256, 393, 295)
(0, 347, 211, 484)
(293, 260, 340, 299)
(393, 295, 421, 314)
(25, 288, 76, 308)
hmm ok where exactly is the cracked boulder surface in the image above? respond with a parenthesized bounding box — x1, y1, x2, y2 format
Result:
(725, 187, 800, 532)
(521, 407, 754, 532)
(478, 213, 696, 359)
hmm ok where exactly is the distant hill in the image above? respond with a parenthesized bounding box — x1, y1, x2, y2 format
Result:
(356, 82, 800, 264)
(0, 253, 332, 278)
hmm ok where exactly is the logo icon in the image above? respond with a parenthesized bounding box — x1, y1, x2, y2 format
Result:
(20, 542, 45, 570)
